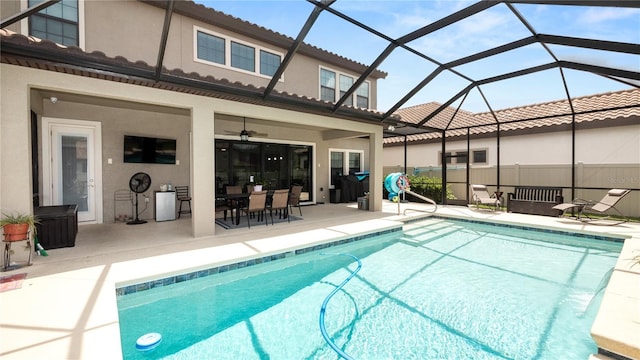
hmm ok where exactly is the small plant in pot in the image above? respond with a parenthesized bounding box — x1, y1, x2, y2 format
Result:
(1, 212, 38, 242)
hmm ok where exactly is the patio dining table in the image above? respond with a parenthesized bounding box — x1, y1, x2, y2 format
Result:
(216, 190, 276, 225)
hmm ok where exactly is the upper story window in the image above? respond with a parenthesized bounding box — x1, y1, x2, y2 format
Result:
(260, 50, 280, 77)
(320, 67, 370, 109)
(195, 26, 282, 80)
(356, 82, 369, 108)
(231, 41, 255, 72)
(339, 75, 354, 106)
(320, 69, 336, 103)
(29, 0, 79, 46)
(197, 31, 225, 64)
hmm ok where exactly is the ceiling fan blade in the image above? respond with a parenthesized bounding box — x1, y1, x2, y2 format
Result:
(247, 130, 268, 137)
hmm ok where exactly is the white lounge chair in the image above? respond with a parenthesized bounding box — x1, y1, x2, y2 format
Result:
(470, 184, 500, 211)
(552, 189, 630, 225)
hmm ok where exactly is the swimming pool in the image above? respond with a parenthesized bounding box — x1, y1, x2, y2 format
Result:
(117, 217, 623, 359)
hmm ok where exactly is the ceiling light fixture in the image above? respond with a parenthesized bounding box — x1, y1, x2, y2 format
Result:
(240, 117, 249, 141)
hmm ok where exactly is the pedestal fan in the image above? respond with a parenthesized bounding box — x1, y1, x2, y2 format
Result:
(127, 172, 151, 225)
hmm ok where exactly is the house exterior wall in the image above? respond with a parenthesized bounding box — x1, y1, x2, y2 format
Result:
(384, 124, 640, 168)
(55, 0, 380, 109)
(2, 0, 380, 109)
(1, 63, 384, 238)
(1, 0, 387, 235)
(37, 99, 192, 224)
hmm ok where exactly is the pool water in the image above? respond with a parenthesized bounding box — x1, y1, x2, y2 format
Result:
(117, 218, 622, 359)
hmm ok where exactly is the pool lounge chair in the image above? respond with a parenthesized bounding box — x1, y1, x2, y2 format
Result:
(470, 184, 500, 211)
(552, 189, 630, 225)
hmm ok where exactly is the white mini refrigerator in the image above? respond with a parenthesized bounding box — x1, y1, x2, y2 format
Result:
(155, 191, 176, 221)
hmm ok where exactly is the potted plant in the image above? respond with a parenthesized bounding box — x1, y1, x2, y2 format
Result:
(1, 212, 38, 242)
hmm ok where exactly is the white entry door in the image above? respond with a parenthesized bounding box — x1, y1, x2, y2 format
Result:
(43, 118, 103, 223)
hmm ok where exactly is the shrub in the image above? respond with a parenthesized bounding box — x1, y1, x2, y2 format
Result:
(405, 175, 456, 204)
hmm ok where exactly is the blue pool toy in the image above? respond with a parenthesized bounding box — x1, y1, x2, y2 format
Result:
(384, 173, 410, 194)
(136, 332, 162, 352)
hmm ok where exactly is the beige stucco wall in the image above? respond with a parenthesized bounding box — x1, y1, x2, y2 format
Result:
(384, 124, 640, 168)
(79, 0, 380, 109)
(2, 63, 384, 240)
(33, 98, 191, 223)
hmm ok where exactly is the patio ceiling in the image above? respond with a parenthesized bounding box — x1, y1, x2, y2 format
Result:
(2, 0, 639, 137)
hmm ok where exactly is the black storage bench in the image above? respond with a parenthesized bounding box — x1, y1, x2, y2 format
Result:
(35, 204, 78, 249)
(507, 186, 563, 217)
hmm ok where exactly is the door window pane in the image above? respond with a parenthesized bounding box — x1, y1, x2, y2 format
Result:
(215, 142, 230, 195)
(231, 143, 260, 189)
(264, 144, 287, 189)
(348, 152, 361, 175)
(61, 135, 88, 211)
(290, 145, 311, 198)
(331, 151, 344, 186)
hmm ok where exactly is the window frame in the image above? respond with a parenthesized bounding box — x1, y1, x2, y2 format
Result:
(25, 0, 84, 48)
(319, 66, 370, 109)
(472, 149, 488, 165)
(194, 26, 284, 81)
(439, 149, 488, 165)
(329, 149, 364, 189)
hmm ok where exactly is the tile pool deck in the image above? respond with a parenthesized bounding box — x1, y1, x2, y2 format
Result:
(1, 202, 638, 360)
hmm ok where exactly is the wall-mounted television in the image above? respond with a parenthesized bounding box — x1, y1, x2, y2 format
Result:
(124, 135, 176, 164)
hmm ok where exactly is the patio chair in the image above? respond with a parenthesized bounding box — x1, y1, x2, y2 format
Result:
(240, 190, 268, 228)
(268, 189, 290, 224)
(215, 199, 232, 221)
(552, 189, 631, 225)
(175, 186, 191, 218)
(289, 185, 303, 217)
(469, 184, 500, 211)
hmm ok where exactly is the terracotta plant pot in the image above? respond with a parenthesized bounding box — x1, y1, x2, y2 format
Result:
(2, 223, 30, 242)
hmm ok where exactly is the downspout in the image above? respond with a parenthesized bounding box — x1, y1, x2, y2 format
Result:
(497, 123, 501, 191)
(441, 130, 447, 204)
(404, 135, 408, 175)
(403, 134, 408, 203)
(466, 128, 470, 203)
(571, 113, 576, 201)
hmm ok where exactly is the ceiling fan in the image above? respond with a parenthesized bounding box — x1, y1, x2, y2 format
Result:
(224, 117, 268, 141)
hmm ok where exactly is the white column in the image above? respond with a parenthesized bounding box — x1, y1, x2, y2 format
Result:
(0, 64, 33, 215)
(190, 104, 216, 237)
(368, 127, 384, 211)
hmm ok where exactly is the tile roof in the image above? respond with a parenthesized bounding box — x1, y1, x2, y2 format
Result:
(142, 0, 387, 79)
(0, 29, 392, 124)
(385, 88, 640, 145)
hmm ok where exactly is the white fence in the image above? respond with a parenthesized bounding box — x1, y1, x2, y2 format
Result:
(384, 163, 640, 218)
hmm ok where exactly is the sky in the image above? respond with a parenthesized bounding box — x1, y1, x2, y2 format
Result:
(193, 1, 640, 113)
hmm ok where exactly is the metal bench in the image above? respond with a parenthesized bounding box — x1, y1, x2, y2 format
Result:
(507, 186, 564, 217)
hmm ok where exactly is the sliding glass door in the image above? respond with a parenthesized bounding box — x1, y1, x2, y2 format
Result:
(215, 140, 313, 201)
